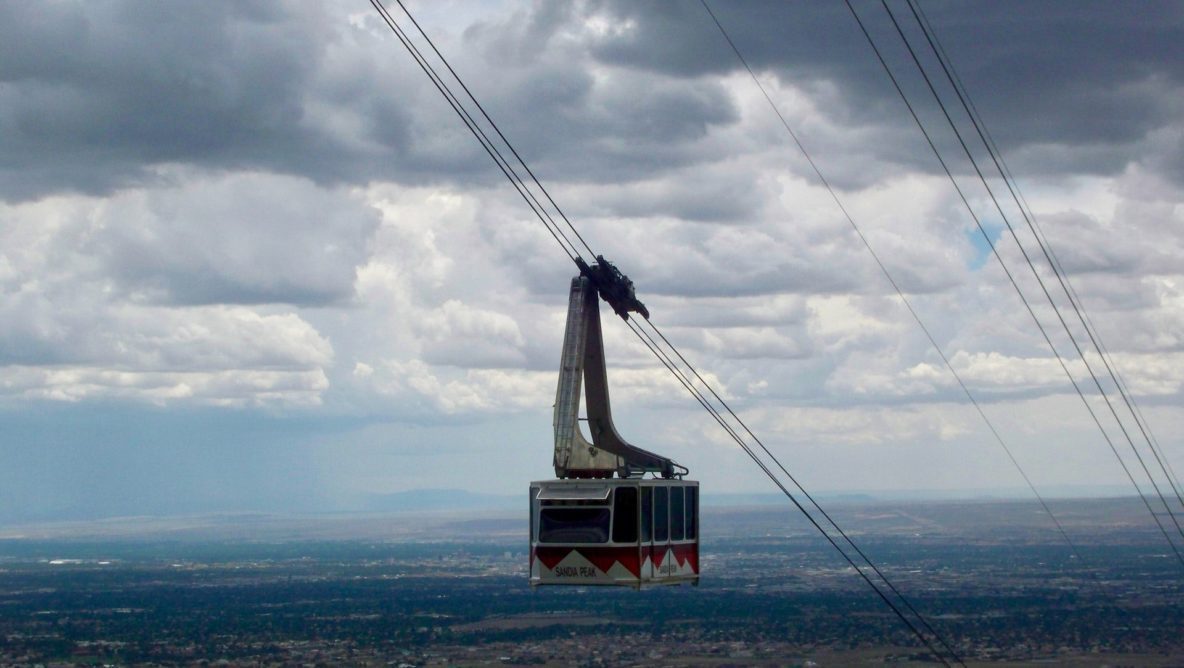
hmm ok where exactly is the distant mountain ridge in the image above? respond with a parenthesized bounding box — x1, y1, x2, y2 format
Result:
(361, 489, 520, 512)
(0, 484, 1139, 526)
(359, 485, 1139, 513)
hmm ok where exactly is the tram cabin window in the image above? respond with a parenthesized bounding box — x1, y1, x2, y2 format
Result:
(653, 486, 669, 542)
(612, 487, 638, 543)
(641, 487, 653, 542)
(686, 486, 697, 540)
(539, 506, 611, 544)
(671, 486, 685, 541)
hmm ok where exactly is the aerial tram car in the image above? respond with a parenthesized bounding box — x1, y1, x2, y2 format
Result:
(530, 258, 699, 588)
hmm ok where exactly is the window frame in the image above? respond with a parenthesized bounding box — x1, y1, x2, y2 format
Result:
(670, 486, 685, 541)
(653, 486, 669, 543)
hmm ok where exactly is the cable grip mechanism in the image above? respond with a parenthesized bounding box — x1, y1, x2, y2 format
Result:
(575, 255, 650, 321)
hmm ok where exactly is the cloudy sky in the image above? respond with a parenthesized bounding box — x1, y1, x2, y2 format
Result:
(2, 0, 1182, 522)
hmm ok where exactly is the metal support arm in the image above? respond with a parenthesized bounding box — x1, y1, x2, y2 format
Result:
(553, 275, 680, 479)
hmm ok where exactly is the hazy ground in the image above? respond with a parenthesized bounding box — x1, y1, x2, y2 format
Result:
(1, 496, 1181, 666)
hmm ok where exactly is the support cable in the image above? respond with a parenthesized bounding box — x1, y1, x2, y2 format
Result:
(697, 0, 1102, 595)
(390, 0, 598, 261)
(876, 0, 1184, 542)
(372, 1, 963, 660)
(1028, 213, 1184, 506)
(903, 0, 1184, 508)
(368, 0, 583, 262)
(635, 317, 967, 663)
(1021, 188, 1184, 507)
(624, 318, 959, 667)
(843, 0, 1184, 567)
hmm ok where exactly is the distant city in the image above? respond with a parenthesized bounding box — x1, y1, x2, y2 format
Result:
(1, 495, 1181, 665)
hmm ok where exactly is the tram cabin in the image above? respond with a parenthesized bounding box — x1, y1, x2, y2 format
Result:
(530, 478, 699, 587)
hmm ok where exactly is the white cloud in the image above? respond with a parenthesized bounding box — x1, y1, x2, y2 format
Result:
(0, 183, 340, 406)
(357, 358, 552, 414)
(0, 366, 328, 408)
(752, 403, 976, 447)
(419, 299, 527, 367)
(807, 294, 906, 354)
(2, 0, 1183, 511)
(702, 326, 808, 360)
(88, 170, 380, 306)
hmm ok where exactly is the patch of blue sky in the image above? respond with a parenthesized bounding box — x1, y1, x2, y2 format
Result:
(966, 219, 1005, 270)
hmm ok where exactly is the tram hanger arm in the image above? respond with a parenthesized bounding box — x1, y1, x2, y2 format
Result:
(556, 272, 681, 480)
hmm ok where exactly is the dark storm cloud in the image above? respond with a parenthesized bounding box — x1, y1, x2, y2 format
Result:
(450, 46, 740, 189)
(588, 0, 1184, 183)
(4, 0, 1182, 204)
(0, 0, 739, 202)
(0, 2, 328, 199)
(0, 1, 490, 199)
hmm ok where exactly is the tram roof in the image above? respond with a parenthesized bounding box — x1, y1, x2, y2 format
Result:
(532, 478, 699, 496)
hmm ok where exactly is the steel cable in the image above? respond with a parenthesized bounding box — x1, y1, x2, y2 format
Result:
(624, 318, 959, 666)
(842, 0, 1184, 566)
(371, 0, 964, 660)
(902, 0, 1184, 509)
(697, 0, 1106, 597)
(390, 0, 598, 261)
(875, 0, 1184, 543)
(369, 0, 583, 262)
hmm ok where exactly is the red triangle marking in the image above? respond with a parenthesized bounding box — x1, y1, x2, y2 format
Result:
(535, 547, 570, 570)
(671, 543, 699, 574)
(583, 547, 640, 578)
